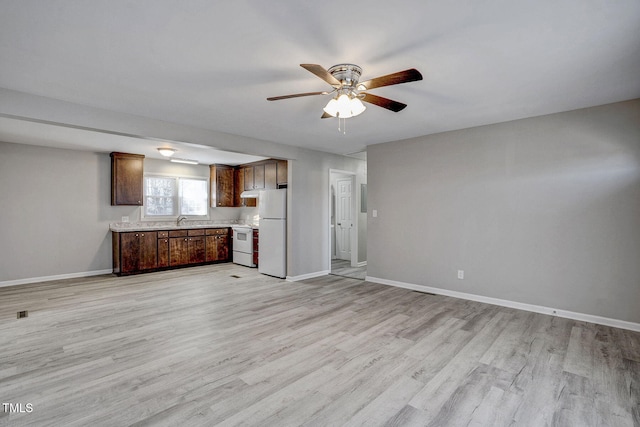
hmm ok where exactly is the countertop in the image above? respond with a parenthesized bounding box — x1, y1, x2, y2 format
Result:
(109, 221, 259, 232)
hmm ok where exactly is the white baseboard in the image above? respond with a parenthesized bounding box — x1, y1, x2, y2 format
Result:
(0, 269, 113, 288)
(286, 270, 330, 282)
(366, 276, 640, 333)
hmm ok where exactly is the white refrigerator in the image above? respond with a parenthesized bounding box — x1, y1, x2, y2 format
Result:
(258, 189, 287, 278)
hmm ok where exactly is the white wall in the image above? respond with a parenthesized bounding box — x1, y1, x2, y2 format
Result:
(367, 99, 640, 324)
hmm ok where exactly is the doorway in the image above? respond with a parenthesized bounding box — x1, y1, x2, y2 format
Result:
(329, 169, 366, 280)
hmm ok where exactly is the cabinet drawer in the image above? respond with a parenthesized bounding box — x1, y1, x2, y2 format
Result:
(206, 228, 228, 235)
(169, 230, 188, 237)
(158, 231, 169, 238)
(188, 229, 205, 236)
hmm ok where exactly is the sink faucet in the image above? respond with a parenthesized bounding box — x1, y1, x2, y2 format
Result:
(177, 216, 187, 226)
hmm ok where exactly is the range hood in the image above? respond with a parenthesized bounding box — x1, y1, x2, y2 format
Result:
(240, 190, 260, 199)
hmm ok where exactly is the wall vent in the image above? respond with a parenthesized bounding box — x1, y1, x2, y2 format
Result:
(17, 310, 28, 319)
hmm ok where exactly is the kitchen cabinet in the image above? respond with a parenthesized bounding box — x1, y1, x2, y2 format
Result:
(241, 159, 287, 191)
(206, 228, 230, 262)
(253, 229, 259, 267)
(169, 230, 189, 266)
(112, 227, 231, 275)
(265, 162, 277, 189)
(188, 229, 206, 264)
(210, 164, 235, 207)
(158, 231, 170, 268)
(115, 231, 157, 274)
(243, 166, 255, 191)
(234, 167, 255, 207)
(111, 152, 145, 206)
(276, 160, 288, 186)
(253, 163, 265, 190)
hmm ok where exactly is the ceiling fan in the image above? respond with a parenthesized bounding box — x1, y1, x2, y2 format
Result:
(267, 64, 423, 119)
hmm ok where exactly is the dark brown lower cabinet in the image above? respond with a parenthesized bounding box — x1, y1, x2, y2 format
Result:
(113, 227, 231, 275)
(118, 231, 158, 274)
(158, 237, 170, 268)
(206, 230, 230, 262)
(169, 237, 189, 266)
(188, 236, 206, 264)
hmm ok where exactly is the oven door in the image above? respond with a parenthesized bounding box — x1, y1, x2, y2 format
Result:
(232, 227, 253, 254)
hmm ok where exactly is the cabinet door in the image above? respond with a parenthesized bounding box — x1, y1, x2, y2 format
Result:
(158, 238, 170, 268)
(253, 231, 259, 266)
(170, 237, 189, 266)
(139, 232, 158, 270)
(189, 236, 206, 263)
(120, 232, 140, 273)
(211, 165, 234, 207)
(217, 166, 234, 207)
(206, 234, 230, 262)
(253, 164, 265, 190)
(111, 152, 144, 206)
(264, 162, 277, 189)
(205, 235, 218, 262)
(244, 166, 254, 190)
(217, 234, 230, 261)
(276, 160, 288, 186)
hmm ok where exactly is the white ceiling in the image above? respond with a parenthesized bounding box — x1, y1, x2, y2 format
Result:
(0, 0, 639, 158)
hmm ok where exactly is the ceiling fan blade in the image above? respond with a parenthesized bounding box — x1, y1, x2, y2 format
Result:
(361, 93, 407, 112)
(357, 68, 423, 91)
(300, 64, 341, 87)
(321, 112, 332, 119)
(267, 91, 328, 101)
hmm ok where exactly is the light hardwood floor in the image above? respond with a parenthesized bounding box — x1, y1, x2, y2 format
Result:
(0, 264, 638, 426)
(331, 259, 366, 280)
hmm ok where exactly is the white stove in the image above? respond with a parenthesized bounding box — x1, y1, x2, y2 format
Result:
(232, 226, 255, 267)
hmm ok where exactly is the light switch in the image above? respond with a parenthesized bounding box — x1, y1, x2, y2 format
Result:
(372, 209, 378, 218)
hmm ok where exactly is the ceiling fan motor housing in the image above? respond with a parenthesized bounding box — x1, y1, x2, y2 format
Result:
(328, 64, 362, 89)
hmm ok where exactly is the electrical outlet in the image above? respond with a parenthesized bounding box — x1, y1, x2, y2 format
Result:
(457, 270, 464, 279)
(122, 216, 129, 223)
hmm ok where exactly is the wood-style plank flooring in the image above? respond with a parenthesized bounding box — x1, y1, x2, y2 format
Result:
(0, 264, 638, 426)
(331, 259, 366, 280)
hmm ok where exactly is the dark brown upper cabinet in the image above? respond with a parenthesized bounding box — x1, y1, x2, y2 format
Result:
(210, 164, 235, 207)
(111, 152, 145, 206)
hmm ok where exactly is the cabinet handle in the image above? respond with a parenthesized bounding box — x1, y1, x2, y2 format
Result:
(141, 233, 144, 237)
(135, 233, 139, 237)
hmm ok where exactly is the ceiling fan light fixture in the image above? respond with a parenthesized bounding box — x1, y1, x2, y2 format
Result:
(157, 147, 176, 157)
(350, 97, 366, 116)
(323, 98, 339, 117)
(336, 94, 353, 118)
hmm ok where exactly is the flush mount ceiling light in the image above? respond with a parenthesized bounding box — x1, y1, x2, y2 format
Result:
(267, 63, 422, 123)
(157, 147, 176, 157)
(170, 158, 199, 165)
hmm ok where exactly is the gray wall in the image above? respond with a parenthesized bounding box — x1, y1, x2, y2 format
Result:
(0, 89, 366, 282)
(287, 150, 366, 277)
(0, 142, 117, 280)
(367, 99, 640, 324)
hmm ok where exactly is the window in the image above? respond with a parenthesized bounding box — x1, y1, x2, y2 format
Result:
(143, 175, 208, 219)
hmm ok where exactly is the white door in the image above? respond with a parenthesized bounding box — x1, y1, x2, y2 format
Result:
(336, 178, 353, 261)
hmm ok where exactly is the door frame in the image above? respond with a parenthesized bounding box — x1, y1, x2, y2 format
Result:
(328, 169, 357, 270)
